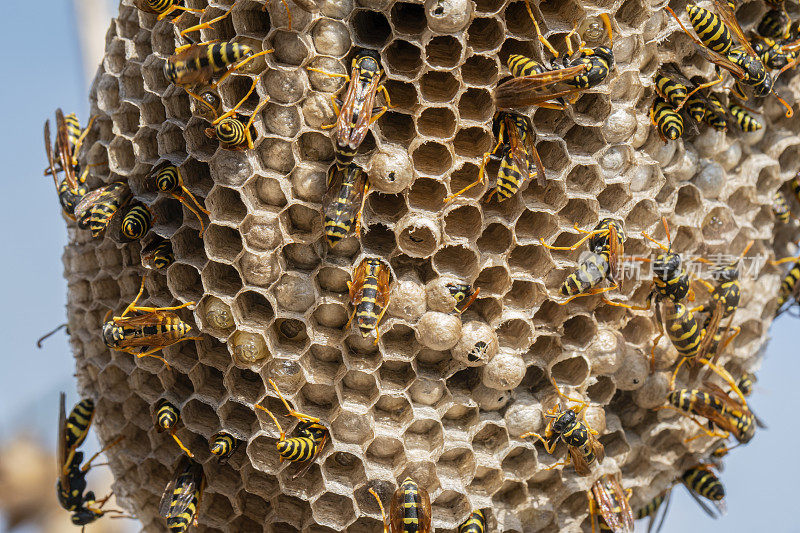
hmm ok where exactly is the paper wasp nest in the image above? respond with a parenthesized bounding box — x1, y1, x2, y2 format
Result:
(66, 0, 800, 531)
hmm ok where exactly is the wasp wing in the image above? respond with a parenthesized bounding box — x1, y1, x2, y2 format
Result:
(494, 64, 588, 109)
(712, 0, 759, 58)
(322, 165, 367, 239)
(592, 476, 634, 533)
(695, 300, 725, 361)
(167, 44, 216, 86)
(74, 182, 132, 222)
(335, 72, 382, 151)
(57, 392, 70, 488)
(648, 489, 672, 533)
(567, 444, 592, 476)
(44, 120, 60, 187)
(55, 109, 77, 191)
(505, 113, 546, 188)
(159, 457, 203, 519)
(682, 481, 723, 519)
(348, 259, 369, 302)
(374, 262, 393, 310)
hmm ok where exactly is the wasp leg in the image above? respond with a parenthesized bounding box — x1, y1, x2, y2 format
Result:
(81, 436, 124, 473)
(243, 96, 271, 150)
(520, 431, 559, 454)
(120, 277, 148, 318)
(377, 84, 393, 108)
(157, 4, 205, 21)
(368, 106, 388, 125)
(771, 255, 800, 265)
(369, 488, 390, 533)
(208, 49, 273, 91)
(372, 304, 390, 345)
(697, 358, 749, 408)
(214, 78, 258, 125)
(129, 301, 195, 313)
(171, 193, 207, 235)
(548, 374, 590, 412)
(557, 284, 618, 305)
(262, 0, 292, 31)
(457, 287, 480, 314)
(675, 75, 723, 112)
(253, 402, 287, 463)
(444, 135, 504, 203)
(353, 182, 370, 235)
(539, 228, 608, 251)
(649, 331, 664, 374)
(72, 115, 98, 162)
(174, 39, 222, 55)
(524, 0, 559, 58)
(267, 378, 323, 424)
(180, 0, 237, 36)
(588, 492, 598, 533)
(130, 347, 172, 369)
(169, 429, 195, 458)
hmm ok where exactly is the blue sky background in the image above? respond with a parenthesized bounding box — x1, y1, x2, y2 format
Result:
(0, 1, 798, 532)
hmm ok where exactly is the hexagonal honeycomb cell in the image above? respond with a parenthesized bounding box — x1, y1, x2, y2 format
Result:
(62, 0, 800, 531)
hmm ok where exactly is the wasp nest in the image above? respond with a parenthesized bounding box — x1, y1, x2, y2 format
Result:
(66, 0, 800, 531)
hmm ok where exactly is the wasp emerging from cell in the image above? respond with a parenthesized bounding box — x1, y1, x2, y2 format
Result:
(540, 217, 625, 305)
(37, 322, 69, 348)
(752, 34, 798, 70)
(650, 98, 684, 142)
(347, 257, 392, 343)
(444, 111, 544, 204)
(370, 477, 432, 533)
(148, 163, 209, 235)
(494, 12, 614, 110)
(73, 181, 133, 238)
(587, 473, 634, 533)
(521, 375, 605, 476)
(209, 431, 240, 463)
(728, 101, 763, 131)
(666, 1, 794, 117)
(57, 393, 129, 530)
(159, 456, 205, 533)
(255, 379, 329, 477)
(154, 399, 195, 458)
(322, 163, 368, 247)
(142, 237, 175, 271)
(307, 50, 392, 167)
(757, 8, 790, 40)
(102, 275, 202, 368)
(187, 78, 269, 151)
(467, 341, 490, 363)
(120, 203, 154, 241)
(458, 509, 486, 533)
(165, 39, 272, 92)
(446, 282, 480, 313)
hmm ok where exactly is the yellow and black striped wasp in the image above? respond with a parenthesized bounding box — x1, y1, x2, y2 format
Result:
(102, 275, 202, 368)
(541, 217, 625, 305)
(43, 110, 97, 218)
(148, 163, 209, 235)
(209, 431, 240, 463)
(664, 380, 755, 444)
(187, 78, 270, 151)
(57, 393, 128, 530)
(752, 34, 798, 70)
(322, 163, 368, 247)
(255, 379, 329, 477)
(681, 465, 727, 517)
(141, 237, 175, 271)
(165, 39, 272, 92)
(73, 181, 133, 238)
(587, 473, 634, 533)
(347, 257, 393, 343)
(136, 0, 239, 37)
(771, 249, 800, 315)
(154, 399, 195, 458)
(650, 98, 684, 142)
(120, 203, 154, 241)
(652, 66, 725, 140)
(458, 509, 486, 533)
(370, 477, 432, 533)
(446, 282, 480, 313)
(757, 7, 791, 40)
(666, 1, 794, 117)
(444, 111, 545, 204)
(521, 375, 605, 476)
(728, 102, 763, 131)
(159, 456, 205, 533)
(774, 190, 792, 223)
(494, 13, 614, 110)
(308, 50, 392, 168)
(634, 491, 669, 533)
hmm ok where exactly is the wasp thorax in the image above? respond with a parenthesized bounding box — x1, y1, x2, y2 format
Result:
(551, 409, 576, 434)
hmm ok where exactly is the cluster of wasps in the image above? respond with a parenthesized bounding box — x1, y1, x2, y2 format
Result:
(651, 0, 800, 141)
(40, 0, 800, 529)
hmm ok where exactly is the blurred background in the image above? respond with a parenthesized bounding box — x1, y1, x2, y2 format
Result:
(0, 1, 796, 532)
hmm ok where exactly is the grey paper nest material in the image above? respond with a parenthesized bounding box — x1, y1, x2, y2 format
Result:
(66, 0, 799, 531)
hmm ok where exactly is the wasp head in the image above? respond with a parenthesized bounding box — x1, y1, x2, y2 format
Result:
(653, 252, 682, 281)
(550, 408, 577, 435)
(102, 321, 124, 348)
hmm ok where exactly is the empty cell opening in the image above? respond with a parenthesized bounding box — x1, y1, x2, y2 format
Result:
(454, 127, 493, 158)
(185, 118, 217, 159)
(426, 36, 462, 68)
(448, 163, 484, 201)
(515, 210, 557, 241)
(616, 0, 648, 29)
(109, 138, 135, 173)
(506, 279, 539, 309)
(384, 40, 423, 76)
(299, 131, 334, 162)
(458, 88, 493, 122)
(207, 186, 248, 224)
(432, 491, 471, 525)
(572, 92, 612, 123)
(564, 126, 604, 156)
(467, 17, 504, 51)
(444, 205, 482, 241)
(433, 245, 478, 278)
(503, 3, 535, 35)
(508, 244, 552, 276)
(204, 224, 244, 262)
(340, 371, 379, 405)
(360, 223, 396, 256)
(380, 327, 418, 362)
(226, 367, 265, 404)
(675, 185, 702, 217)
(627, 199, 660, 229)
(437, 447, 476, 484)
(469, 467, 503, 496)
(352, 10, 391, 48)
(287, 203, 319, 236)
(368, 192, 408, 222)
(403, 419, 444, 453)
(550, 356, 589, 386)
(597, 183, 630, 212)
(620, 316, 653, 345)
(498, 318, 533, 351)
(398, 223, 438, 258)
(234, 291, 275, 326)
(472, 423, 508, 453)
(600, 429, 630, 458)
(310, 493, 355, 528)
(537, 140, 569, 172)
(377, 111, 416, 144)
(197, 338, 232, 371)
(702, 206, 737, 241)
(254, 176, 288, 209)
(391, 2, 427, 34)
(492, 480, 527, 508)
(558, 198, 597, 227)
(373, 395, 413, 426)
(383, 80, 418, 111)
(202, 261, 243, 297)
(460, 54, 499, 86)
(477, 223, 513, 254)
(412, 142, 452, 175)
(566, 165, 602, 194)
(114, 103, 141, 136)
(365, 436, 406, 469)
(417, 107, 457, 138)
(282, 243, 322, 271)
(587, 376, 616, 405)
(562, 315, 596, 347)
(324, 453, 366, 488)
(257, 137, 296, 173)
(233, 5, 272, 35)
(167, 263, 203, 302)
(182, 398, 220, 432)
(408, 177, 448, 210)
(501, 447, 537, 478)
(190, 364, 225, 402)
(271, 31, 308, 66)
(419, 71, 460, 103)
